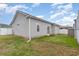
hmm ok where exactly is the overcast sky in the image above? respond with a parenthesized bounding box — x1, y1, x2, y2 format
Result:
(0, 3, 79, 26)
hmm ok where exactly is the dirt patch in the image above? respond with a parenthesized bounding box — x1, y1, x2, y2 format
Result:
(31, 42, 79, 56)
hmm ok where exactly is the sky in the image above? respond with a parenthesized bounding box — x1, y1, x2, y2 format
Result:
(0, 3, 79, 26)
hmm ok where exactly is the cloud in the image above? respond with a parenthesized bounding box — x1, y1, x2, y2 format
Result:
(50, 11, 65, 19)
(50, 3, 72, 15)
(36, 15, 44, 18)
(50, 3, 65, 9)
(32, 3, 40, 7)
(0, 4, 8, 16)
(29, 3, 40, 12)
(51, 3, 64, 7)
(50, 3, 76, 26)
(0, 4, 29, 15)
(0, 4, 7, 10)
(55, 16, 74, 26)
(6, 5, 29, 14)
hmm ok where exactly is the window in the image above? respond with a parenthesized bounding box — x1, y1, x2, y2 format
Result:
(37, 25, 40, 32)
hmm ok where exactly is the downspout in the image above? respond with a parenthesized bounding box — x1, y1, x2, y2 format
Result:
(27, 15, 31, 42)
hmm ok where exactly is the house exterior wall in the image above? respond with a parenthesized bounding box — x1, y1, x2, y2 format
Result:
(0, 28, 12, 35)
(74, 12, 79, 43)
(73, 23, 76, 39)
(51, 25, 55, 35)
(51, 25, 60, 35)
(51, 25, 68, 35)
(30, 18, 52, 38)
(59, 29, 68, 34)
(76, 30, 79, 43)
(68, 29, 74, 36)
(12, 13, 29, 38)
(12, 13, 53, 38)
(74, 17, 79, 40)
(54, 26, 60, 34)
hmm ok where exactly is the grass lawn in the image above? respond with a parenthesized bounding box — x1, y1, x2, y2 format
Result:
(33, 35, 79, 48)
(0, 35, 79, 56)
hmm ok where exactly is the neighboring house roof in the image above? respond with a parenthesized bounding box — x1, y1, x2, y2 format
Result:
(10, 10, 59, 26)
(61, 26, 73, 29)
(57, 25, 73, 29)
(0, 23, 12, 28)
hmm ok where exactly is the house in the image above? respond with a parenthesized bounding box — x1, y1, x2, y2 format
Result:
(67, 27, 74, 36)
(51, 24, 60, 35)
(11, 10, 70, 40)
(73, 23, 77, 39)
(74, 11, 79, 43)
(52, 25, 69, 35)
(11, 10, 63, 39)
(58, 26, 69, 35)
(0, 24, 12, 35)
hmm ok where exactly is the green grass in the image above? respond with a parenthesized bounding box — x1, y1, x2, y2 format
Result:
(32, 34, 79, 48)
(0, 35, 79, 56)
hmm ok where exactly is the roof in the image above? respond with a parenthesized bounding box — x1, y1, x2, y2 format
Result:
(10, 10, 73, 29)
(10, 10, 59, 25)
(0, 23, 12, 28)
(60, 26, 73, 29)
